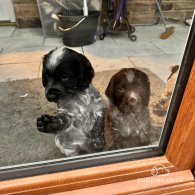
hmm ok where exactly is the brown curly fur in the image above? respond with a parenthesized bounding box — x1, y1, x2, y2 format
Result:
(153, 65, 179, 116)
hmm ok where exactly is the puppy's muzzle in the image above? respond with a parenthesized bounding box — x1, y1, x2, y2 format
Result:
(46, 88, 62, 102)
(127, 97, 137, 104)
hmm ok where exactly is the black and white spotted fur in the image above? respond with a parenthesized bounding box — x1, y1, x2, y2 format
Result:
(37, 46, 105, 156)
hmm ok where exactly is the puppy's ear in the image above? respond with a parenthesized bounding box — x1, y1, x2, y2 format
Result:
(41, 54, 49, 87)
(105, 77, 114, 103)
(77, 54, 95, 90)
(42, 49, 53, 68)
(140, 76, 151, 106)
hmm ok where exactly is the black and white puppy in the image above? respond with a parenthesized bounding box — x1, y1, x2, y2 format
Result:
(37, 46, 105, 156)
(105, 68, 151, 149)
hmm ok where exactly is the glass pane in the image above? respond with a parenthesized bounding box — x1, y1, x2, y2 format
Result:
(0, 0, 194, 179)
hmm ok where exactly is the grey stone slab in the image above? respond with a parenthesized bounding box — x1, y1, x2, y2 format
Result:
(83, 44, 124, 58)
(2, 46, 54, 55)
(85, 37, 166, 58)
(102, 29, 167, 57)
(44, 38, 64, 47)
(99, 23, 189, 43)
(81, 35, 117, 55)
(84, 54, 135, 73)
(172, 23, 190, 31)
(146, 23, 189, 55)
(44, 38, 83, 53)
(132, 23, 189, 43)
(112, 23, 188, 56)
(93, 36, 117, 47)
(132, 24, 168, 42)
(0, 26, 16, 38)
(151, 36, 186, 55)
(11, 28, 43, 38)
(0, 37, 44, 49)
(172, 23, 190, 42)
(84, 36, 131, 58)
(129, 53, 183, 82)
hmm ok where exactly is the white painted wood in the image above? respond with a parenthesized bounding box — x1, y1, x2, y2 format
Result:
(0, 0, 15, 22)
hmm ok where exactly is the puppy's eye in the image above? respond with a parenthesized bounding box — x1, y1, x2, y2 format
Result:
(61, 75, 70, 81)
(117, 87, 125, 92)
(45, 73, 50, 79)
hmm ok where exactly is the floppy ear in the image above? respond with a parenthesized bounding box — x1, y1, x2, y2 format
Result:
(105, 77, 115, 103)
(41, 49, 56, 87)
(141, 76, 151, 106)
(41, 54, 49, 87)
(77, 54, 95, 90)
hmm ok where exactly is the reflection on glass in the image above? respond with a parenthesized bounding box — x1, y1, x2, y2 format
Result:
(0, 0, 193, 176)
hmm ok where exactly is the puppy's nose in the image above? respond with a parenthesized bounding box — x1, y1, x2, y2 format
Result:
(46, 88, 61, 102)
(128, 97, 137, 102)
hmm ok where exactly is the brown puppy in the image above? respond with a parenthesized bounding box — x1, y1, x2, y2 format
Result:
(105, 68, 151, 149)
(153, 65, 179, 116)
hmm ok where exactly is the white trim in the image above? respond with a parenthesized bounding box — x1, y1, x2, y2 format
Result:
(0, 0, 15, 22)
(6, 0, 16, 22)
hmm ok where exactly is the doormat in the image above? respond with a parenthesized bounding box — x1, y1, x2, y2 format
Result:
(0, 69, 165, 167)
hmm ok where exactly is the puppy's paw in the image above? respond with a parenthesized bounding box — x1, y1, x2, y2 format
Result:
(90, 138, 105, 152)
(37, 115, 61, 133)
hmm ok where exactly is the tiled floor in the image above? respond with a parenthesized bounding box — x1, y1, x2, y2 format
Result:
(0, 23, 190, 82)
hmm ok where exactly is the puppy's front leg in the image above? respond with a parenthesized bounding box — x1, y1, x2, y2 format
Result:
(90, 114, 106, 152)
(37, 114, 67, 133)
